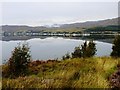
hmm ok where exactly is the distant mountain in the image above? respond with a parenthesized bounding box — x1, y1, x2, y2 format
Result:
(1, 17, 119, 32)
(1, 25, 47, 32)
(60, 17, 119, 28)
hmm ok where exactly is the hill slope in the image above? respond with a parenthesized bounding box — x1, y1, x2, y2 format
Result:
(1, 17, 119, 32)
(2, 57, 119, 88)
(60, 17, 118, 28)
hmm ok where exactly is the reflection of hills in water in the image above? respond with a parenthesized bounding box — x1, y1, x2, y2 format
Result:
(1, 35, 115, 44)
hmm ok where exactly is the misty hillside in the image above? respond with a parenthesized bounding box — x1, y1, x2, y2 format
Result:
(1, 17, 119, 32)
(60, 17, 119, 28)
(1, 25, 47, 32)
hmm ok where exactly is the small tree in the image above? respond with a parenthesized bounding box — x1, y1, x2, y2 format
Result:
(81, 41, 87, 58)
(72, 46, 82, 58)
(86, 40, 96, 57)
(72, 41, 96, 58)
(81, 41, 96, 58)
(111, 35, 120, 57)
(7, 43, 31, 78)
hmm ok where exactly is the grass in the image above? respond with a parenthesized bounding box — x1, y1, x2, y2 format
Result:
(2, 57, 119, 88)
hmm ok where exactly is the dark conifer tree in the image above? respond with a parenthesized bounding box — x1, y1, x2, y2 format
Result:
(111, 35, 120, 57)
(7, 43, 31, 78)
(81, 41, 87, 58)
(87, 40, 96, 57)
(72, 46, 82, 58)
(72, 40, 96, 58)
(81, 41, 96, 58)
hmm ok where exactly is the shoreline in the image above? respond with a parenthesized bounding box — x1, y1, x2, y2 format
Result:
(1, 36, 114, 44)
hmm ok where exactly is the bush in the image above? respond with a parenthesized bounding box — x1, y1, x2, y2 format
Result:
(82, 40, 96, 58)
(88, 41, 96, 57)
(72, 41, 96, 58)
(111, 35, 120, 57)
(3, 43, 31, 78)
(72, 46, 82, 58)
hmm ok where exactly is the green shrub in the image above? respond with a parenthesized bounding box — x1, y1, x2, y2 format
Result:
(82, 40, 96, 58)
(72, 46, 82, 58)
(3, 43, 31, 78)
(111, 35, 120, 57)
(72, 41, 96, 58)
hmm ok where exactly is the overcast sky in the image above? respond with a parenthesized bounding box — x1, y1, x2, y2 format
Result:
(2, 2, 118, 26)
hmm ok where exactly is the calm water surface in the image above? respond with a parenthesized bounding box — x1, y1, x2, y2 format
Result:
(1, 37, 112, 63)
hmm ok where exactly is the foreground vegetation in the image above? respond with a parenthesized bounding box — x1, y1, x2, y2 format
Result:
(2, 35, 120, 88)
(2, 57, 119, 88)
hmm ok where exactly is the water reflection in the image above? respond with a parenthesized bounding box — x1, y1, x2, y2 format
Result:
(1, 37, 112, 64)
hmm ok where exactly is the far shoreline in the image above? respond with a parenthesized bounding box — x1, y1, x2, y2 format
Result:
(1, 36, 114, 44)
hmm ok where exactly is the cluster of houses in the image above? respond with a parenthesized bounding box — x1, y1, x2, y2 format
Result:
(1, 30, 120, 38)
(1, 30, 90, 37)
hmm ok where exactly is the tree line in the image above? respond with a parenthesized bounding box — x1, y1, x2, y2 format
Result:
(62, 40, 96, 60)
(63, 35, 120, 60)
